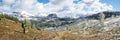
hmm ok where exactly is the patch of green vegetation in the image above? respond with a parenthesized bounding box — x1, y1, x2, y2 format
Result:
(0, 13, 19, 23)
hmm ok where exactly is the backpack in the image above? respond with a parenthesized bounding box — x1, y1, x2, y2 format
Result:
(22, 23, 27, 28)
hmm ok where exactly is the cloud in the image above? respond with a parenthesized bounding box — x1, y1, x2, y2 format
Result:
(0, 0, 15, 12)
(0, 5, 11, 12)
(2, 0, 15, 5)
(0, 0, 113, 18)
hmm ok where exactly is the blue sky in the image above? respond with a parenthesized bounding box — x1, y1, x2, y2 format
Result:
(38, 0, 49, 4)
(0, 0, 2, 5)
(0, 0, 2, 2)
(100, 0, 120, 11)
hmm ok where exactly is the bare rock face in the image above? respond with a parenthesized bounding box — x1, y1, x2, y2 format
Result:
(47, 14, 58, 18)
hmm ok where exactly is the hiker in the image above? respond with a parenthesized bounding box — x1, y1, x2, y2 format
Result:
(22, 23, 27, 33)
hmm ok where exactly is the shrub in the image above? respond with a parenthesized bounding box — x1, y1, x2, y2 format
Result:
(0, 14, 4, 20)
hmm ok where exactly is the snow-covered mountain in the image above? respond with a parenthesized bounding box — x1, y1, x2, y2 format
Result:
(11, 11, 59, 20)
(12, 11, 40, 20)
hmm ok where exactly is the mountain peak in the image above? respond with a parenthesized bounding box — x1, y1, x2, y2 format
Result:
(47, 14, 58, 18)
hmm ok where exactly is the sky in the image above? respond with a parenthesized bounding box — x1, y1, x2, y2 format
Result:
(100, 0, 120, 11)
(0, 0, 120, 18)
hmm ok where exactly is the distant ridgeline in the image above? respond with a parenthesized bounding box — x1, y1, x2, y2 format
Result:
(0, 13, 19, 23)
(85, 11, 120, 20)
